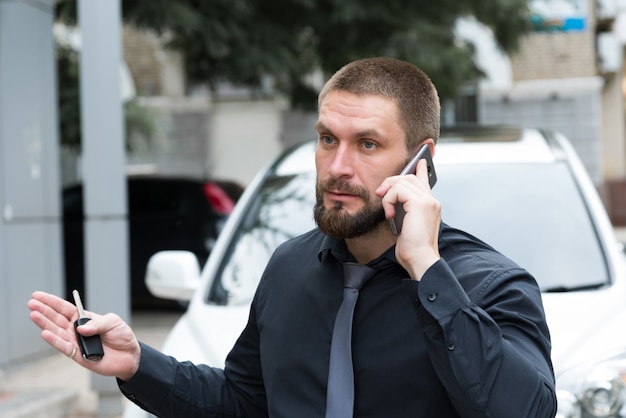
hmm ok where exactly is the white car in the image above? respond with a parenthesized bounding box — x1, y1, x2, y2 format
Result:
(124, 126, 626, 418)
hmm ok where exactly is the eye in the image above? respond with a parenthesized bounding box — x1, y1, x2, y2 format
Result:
(362, 140, 376, 150)
(320, 135, 335, 145)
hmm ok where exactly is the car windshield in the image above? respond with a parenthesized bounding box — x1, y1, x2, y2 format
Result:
(207, 160, 609, 306)
(434, 162, 608, 292)
(208, 172, 317, 306)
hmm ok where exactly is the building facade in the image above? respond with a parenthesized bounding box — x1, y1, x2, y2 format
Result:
(476, 0, 626, 224)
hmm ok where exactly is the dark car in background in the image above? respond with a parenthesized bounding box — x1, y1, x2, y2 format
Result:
(62, 175, 244, 309)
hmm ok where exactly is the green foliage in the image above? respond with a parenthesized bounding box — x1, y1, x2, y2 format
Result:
(55, 36, 157, 151)
(55, 0, 531, 111)
(124, 98, 158, 152)
(56, 41, 81, 150)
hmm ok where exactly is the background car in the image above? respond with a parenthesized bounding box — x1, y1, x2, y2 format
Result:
(63, 175, 244, 309)
(124, 126, 626, 418)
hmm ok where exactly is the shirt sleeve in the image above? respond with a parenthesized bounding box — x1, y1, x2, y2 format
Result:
(403, 259, 557, 418)
(118, 342, 247, 418)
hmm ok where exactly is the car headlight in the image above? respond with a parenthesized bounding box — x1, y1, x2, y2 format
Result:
(556, 352, 626, 418)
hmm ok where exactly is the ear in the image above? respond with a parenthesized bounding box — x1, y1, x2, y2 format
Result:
(421, 138, 436, 158)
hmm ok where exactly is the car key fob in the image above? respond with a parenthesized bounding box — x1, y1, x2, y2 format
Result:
(72, 290, 104, 361)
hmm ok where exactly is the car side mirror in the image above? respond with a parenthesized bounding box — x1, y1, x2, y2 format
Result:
(145, 251, 201, 302)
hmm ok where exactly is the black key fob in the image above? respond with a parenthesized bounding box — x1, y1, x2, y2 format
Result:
(72, 290, 104, 361)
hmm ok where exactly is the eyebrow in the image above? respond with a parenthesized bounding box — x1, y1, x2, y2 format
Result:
(314, 121, 327, 133)
(314, 121, 384, 140)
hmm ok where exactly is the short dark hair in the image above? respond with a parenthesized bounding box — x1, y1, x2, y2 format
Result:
(318, 57, 440, 150)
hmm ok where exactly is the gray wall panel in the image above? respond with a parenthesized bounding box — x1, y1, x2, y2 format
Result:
(0, 0, 62, 368)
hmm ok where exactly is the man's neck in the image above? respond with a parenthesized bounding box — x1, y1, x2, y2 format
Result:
(344, 224, 396, 264)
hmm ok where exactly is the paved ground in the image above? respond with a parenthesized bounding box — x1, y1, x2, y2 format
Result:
(0, 310, 183, 418)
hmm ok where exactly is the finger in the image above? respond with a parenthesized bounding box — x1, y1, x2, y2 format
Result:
(379, 182, 400, 218)
(415, 159, 431, 187)
(74, 311, 115, 337)
(31, 310, 85, 363)
(375, 178, 393, 198)
(29, 309, 75, 344)
(40, 328, 78, 359)
(28, 297, 77, 332)
(31, 291, 78, 322)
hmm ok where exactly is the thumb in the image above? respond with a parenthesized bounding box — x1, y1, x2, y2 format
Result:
(75, 314, 106, 336)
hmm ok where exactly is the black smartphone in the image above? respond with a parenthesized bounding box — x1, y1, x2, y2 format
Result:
(389, 144, 437, 236)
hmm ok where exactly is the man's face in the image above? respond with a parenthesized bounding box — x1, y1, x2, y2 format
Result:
(314, 90, 409, 238)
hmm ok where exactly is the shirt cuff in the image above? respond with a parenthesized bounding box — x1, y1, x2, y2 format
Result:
(403, 259, 471, 324)
(118, 342, 175, 406)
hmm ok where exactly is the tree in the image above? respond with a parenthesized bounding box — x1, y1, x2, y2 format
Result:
(54, 25, 157, 151)
(55, 0, 531, 110)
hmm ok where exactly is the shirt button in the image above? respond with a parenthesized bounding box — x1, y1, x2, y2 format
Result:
(427, 292, 437, 302)
(447, 343, 455, 351)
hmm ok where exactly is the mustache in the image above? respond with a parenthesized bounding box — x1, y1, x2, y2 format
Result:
(317, 177, 369, 200)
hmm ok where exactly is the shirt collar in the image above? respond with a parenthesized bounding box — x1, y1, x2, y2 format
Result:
(317, 233, 398, 267)
(318, 234, 350, 263)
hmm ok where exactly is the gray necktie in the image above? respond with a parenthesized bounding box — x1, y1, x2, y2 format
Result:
(325, 262, 377, 418)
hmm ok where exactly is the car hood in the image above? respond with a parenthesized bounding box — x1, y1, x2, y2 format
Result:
(159, 302, 250, 366)
(542, 282, 626, 376)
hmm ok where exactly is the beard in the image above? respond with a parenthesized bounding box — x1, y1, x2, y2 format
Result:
(314, 177, 386, 239)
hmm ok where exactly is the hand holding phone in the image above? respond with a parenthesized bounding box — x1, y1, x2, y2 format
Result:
(389, 144, 437, 235)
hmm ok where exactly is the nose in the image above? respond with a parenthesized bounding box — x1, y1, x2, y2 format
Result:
(328, 144, 355, 178)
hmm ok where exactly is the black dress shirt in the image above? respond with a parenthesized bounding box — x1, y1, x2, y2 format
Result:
(120, 223, 557, 417)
